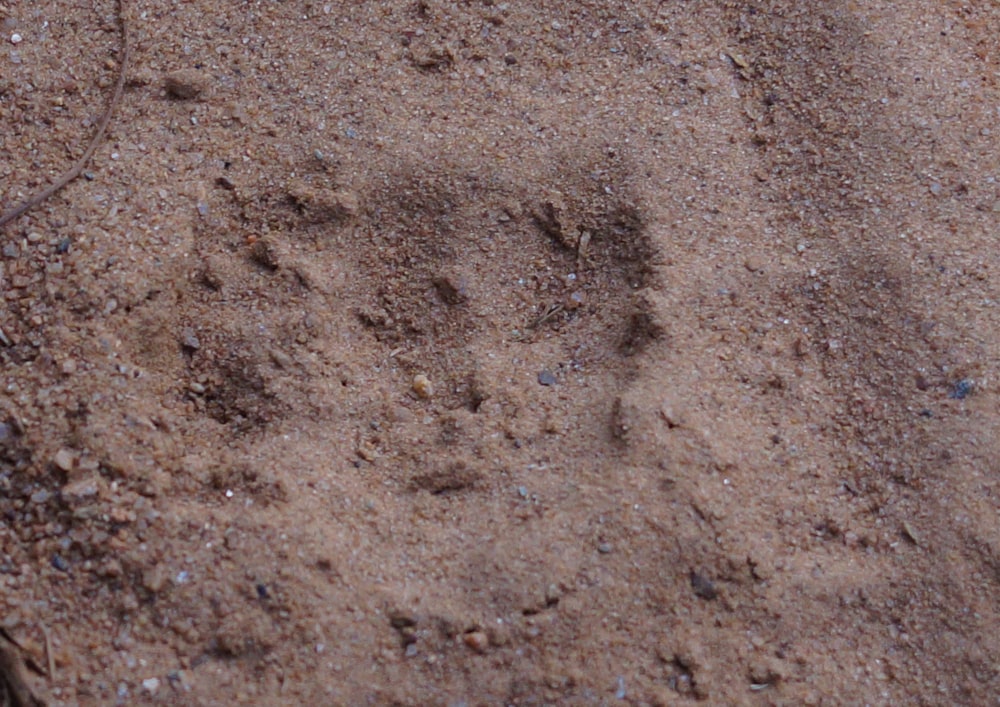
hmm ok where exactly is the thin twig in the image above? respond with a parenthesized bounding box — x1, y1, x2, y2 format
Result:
(38, 625, 54, 683)
(0, 0, 129, 229)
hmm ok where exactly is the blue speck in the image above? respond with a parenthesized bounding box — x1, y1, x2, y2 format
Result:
(949, 379, 973, 400)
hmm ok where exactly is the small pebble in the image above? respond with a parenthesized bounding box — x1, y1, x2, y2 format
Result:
(412, 374, 434, 399)
(660, 400, 682, 428)
(181, 328, 201, 350)
(356, 442, 378, 462)
(433, 272, 469, 305)
(901, 521, 921, 546)
(53, 448, 75, 472)
(690, 570, 718, 600)
(142, 677, 160, 695)
(598, 542, 613, 554)
(164, 69, 209, 100)
(142, 565, 168, 593)
(463, 631, 489, 653)
(10, 33, 23, 45)
(538, 369, 557, 386)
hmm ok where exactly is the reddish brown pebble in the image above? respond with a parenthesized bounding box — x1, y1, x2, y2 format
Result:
(463, 631, 489, 653)
(357, 442, 378, 462)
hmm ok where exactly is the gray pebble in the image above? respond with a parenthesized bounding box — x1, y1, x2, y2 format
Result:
(690, 570, 718, 600)
(181, 328, 201, 351)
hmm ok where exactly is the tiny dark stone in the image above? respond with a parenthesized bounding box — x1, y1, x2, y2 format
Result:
(56, 237, 72, 254)
(538, 369, 557, 386)
(919, 409, 933, 418)
(256, 583, 269, 599)
(389, 611, 417, 630)
(51, 554, 69, 572)
(690, 570, 717, 600)
(949, 379, 973, 400)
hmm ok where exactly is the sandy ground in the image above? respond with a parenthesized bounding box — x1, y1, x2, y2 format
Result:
(1, 1, 999, 704)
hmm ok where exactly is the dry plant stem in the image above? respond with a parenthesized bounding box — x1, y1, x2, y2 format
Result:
(0, 630, 40, 707)
(0, 0, 129, 230)
(38, 626, 53, 683)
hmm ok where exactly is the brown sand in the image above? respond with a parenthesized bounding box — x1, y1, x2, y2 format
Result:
(1, 1, 999, 704)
